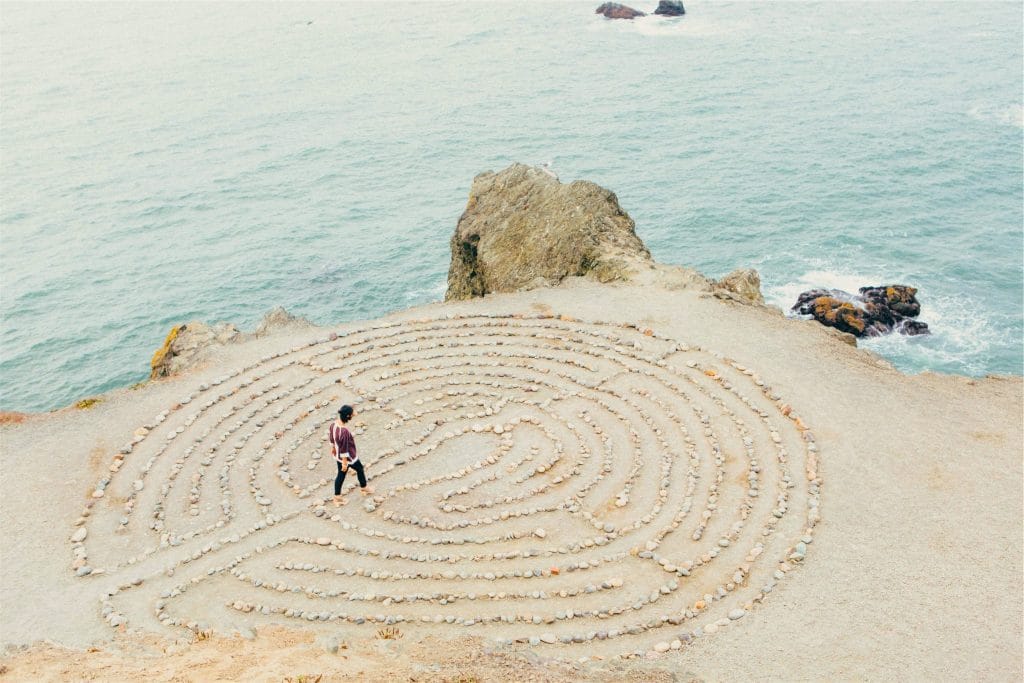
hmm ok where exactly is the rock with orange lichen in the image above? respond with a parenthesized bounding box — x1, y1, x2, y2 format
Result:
(812, 297, 867, 335)
(793, 285, 930, 337)
(861, 285, 922, 318)
(149, 324, 183, 377)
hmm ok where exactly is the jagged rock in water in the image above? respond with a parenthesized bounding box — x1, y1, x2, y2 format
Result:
(150, 321, 242, 379)
(859, 285, 922, 318)
(445, 163, 653, 301)
(713, 268, 764, 304)
(595, 3, 646, 20)
(653, 1, 686, 16)
(792, 285, 930, 337)
(255, 306, 313, 338)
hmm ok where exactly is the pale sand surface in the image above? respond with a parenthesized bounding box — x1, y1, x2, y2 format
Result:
(2, 274, 1021, 681)
(0, 628, 683, 682)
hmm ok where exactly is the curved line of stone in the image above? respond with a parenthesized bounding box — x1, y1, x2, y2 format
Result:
(73, 314, 821, 660)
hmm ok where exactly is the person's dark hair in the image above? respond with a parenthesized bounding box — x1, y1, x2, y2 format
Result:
(338, 405, 354, 423)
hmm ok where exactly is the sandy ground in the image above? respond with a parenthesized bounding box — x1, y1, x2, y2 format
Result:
(1, 270, 1021, 681)
(0, 628, 687, 683)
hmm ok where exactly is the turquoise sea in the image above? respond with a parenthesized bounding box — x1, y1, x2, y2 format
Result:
(1, 1, 1022, 413)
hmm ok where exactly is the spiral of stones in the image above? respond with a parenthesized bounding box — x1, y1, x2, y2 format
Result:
(71, 313, 822, 658)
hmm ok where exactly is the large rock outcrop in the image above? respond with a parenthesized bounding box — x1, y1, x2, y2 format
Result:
(445, 164, 653, 301)
(595, 3, 646, 19)
(792, 285, 930, 337)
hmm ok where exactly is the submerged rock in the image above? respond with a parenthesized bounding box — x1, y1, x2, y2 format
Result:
(792, 285, 930, 337)
(653, 1, 686, 16)
(595, 3, 646, 20)
(445, 163, 652, 301)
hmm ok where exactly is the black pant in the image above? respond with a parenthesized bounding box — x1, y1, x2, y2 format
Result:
(335, 459, 366, 495)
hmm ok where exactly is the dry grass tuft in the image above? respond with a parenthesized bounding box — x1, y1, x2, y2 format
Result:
(191, 628, 213, 643)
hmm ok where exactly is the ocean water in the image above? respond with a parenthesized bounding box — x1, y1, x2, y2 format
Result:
(1, 1, 1021, 413)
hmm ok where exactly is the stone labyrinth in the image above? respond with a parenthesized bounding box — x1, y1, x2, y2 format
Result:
(72, 313, 822, 658)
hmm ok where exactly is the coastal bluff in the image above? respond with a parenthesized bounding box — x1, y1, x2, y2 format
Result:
(150, 165, 776, 381)
(0, 170, 1020, 682)
(149, 307, 313, 379)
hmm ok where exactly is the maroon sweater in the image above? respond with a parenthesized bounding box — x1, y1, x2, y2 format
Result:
(328, 422, 358, 463)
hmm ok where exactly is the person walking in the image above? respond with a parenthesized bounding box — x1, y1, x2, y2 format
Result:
(328, 404, 372, 506)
